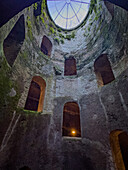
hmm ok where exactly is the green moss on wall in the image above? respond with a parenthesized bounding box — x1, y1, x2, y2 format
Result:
(0, 59, 20, 113)
(45, 23, 48, 29)
(27, 7, 31, 11)
(49, 27, 55, 34)
(16, 108, 42, 115)
(41, 0, 46, 14)
(89, 0, 97, 14)
(40, 16, 45, 24)
(26, 16, 33, 40)
(33, 3, 38, 10)
(57, 28, 62, 32)
(22, 51, 29, 60)
(65, 34, 71, 40)
(42, 11, 47, 20)
(60, 39, 64, 44)
(59, 33, 65, 38)
(54, 37, 60, 45)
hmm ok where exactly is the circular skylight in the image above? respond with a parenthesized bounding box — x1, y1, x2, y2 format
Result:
(47, 0, 91, 30)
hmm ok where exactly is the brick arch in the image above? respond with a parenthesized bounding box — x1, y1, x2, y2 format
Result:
(24, 76, 46, 112)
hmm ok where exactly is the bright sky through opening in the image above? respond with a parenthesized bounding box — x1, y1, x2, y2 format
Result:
(47, 0, 91, 30)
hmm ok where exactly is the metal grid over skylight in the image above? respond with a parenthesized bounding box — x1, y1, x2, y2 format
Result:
(47, 0, 91, 30)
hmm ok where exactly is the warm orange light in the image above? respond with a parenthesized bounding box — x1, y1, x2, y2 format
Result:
(71, 130, 76, 135)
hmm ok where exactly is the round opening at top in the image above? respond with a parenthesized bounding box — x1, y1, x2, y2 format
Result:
(47, 0, 91, 30)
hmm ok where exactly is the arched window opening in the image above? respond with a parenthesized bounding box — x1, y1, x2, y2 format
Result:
(110, 130, 128, 170)
(94, 54, 115, 86)
(24, 76, 46, 112)
(104, 1, 114, 16)
(64, 57, 77, 76)
(19, 166, 31, 170)
(3, 15, 25, 67)
(118, 132, 128, 170)
(41, 36, 52, 56)
(62, 102, 81, 137)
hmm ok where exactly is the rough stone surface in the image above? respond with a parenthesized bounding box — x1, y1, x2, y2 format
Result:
(0, 1, 128, 170)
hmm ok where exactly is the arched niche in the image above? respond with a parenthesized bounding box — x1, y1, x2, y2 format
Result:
(94, 54, 115, 86)
(19, 166, 31, 170)
(110, 130, 128, 170)
(41, 35, 52, 56)
(64, 56, 77, 76)
(62, 102, 81, 137)
(24, 76, 46, 112)
(3, 15, 25, 67)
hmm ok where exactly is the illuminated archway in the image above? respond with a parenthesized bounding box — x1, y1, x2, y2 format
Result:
(94, 54, 115, 86)
(62, 102, 81, 137)
(24, 76, 46, 112)
(110, 130, 128, 170)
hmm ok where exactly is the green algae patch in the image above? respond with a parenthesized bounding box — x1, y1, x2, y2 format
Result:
(16, 108, 42, 115)
(0, 59, 20, 113)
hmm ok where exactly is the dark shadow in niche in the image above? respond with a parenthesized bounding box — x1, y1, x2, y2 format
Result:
(104, 1, 114, 16)
(3, 15, 25, 67)
(110, 130, 128, 170)
(119, 132, 128, 170)
(19, 166, 31, 170)
(94, 54, 115, 86)
(62, 102, 81, 137)
(54, 67, 62, 76)
(34, 0, 42, 17)
(24, 80, 41, 111)
(41, 35, 52, 57)
(64, 57, 77, 76)
(24, 76, 46, 112)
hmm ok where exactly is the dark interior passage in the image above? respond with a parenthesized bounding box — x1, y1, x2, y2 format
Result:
(41, 35, 52, 56)
(24, 76, 46, 112)
(19, 166, 31, 170)
(62, 102, 81, 137)
(3, 15, 25, 67)
(110, 130, 127, 170)
(94, 54, 115, 86)
(24, 80, 41, 111)
(64, 57, 77, 76)
(118, 132, 128, 170)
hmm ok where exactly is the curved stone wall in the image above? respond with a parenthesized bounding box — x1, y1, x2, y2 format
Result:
(0, 1, 128, 169)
